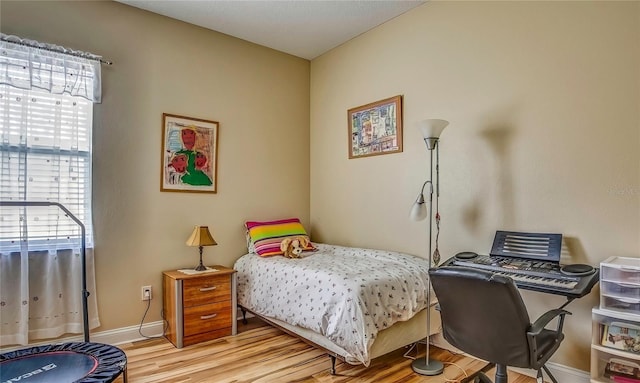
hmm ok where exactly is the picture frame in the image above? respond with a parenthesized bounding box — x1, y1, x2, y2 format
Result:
(161, 113, 219, 193)
(602, 322, 640, 353)
(348, 95, 402, 159)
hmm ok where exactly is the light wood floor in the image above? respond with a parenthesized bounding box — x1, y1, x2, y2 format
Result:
(116, 318, 537, 383)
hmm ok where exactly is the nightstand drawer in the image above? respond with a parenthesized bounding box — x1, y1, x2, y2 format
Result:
(183, 274, 231, 306)
(183, 300, 233, 337)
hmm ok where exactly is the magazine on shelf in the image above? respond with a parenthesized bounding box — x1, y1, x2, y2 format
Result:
(611, 375, 640, 383)
(602, 322, 640, 353)
(604, 358, 640, 381)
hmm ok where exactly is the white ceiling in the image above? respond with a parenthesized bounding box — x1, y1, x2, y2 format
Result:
(115, 0, 426, 60)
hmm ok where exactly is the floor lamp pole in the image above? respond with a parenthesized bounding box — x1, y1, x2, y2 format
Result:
(411, 142, 444, 376)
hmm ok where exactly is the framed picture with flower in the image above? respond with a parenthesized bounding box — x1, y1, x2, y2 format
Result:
(160, 113, 219, 193)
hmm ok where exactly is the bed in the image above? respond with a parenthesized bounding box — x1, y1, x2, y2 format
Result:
(234, 242, 441, 371)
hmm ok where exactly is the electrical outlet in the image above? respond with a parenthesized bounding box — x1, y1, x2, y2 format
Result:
(141, 286, 152, 301)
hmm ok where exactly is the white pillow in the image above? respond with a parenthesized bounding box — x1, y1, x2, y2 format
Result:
(246, 230, 256, 253)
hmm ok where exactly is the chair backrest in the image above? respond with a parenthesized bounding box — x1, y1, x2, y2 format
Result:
(429, 266, 532, 367)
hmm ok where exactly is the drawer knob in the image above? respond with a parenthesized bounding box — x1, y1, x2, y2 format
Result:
(200, 286, 217, 292)
(200, 313, 218, 320)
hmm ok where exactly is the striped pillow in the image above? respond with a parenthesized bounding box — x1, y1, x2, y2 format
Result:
(246, 218, 314, 257)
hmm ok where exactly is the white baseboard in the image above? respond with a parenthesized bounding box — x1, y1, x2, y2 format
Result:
(1, 308, 259, 351)
(1, 309, 255, 352)
(0, 321, 165, 353)
(90, 320, 166, 346)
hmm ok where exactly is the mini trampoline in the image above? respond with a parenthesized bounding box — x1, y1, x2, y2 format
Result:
(0, 342, 127, 383)
(0, 201, 128, 383)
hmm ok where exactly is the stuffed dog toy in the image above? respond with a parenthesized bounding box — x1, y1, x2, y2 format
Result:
(280, 236, 309, 258)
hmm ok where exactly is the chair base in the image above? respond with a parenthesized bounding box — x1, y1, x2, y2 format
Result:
(473, 374, 493, 383)
(462, 362, 495, 383)
(540, 365, 559, 383)
(463, 362, 558, 383)
(462, 362, 507, 383)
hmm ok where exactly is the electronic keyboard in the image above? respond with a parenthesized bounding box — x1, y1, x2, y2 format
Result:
(439, 231, 599, 299)
(441, 253, 599, 298)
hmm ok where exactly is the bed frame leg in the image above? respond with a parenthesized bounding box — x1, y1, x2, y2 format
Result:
(240, 307, 248, 325)
(330, 355, 336, 375)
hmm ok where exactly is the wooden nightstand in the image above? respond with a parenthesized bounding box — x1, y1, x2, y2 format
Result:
(162, 266, 237, 348)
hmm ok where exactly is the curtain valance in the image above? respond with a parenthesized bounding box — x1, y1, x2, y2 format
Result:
(0, 34, 102, 103)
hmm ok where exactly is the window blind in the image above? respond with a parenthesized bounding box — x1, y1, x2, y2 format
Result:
(0, 84, 93, 251)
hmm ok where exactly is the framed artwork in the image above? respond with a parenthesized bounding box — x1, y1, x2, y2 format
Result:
(161, 113, 218, 193)
(348, 95, 402, 159)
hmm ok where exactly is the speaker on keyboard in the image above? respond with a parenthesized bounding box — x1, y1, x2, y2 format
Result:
(561, 263, 595, 276)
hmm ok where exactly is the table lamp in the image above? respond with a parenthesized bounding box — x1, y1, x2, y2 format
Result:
(186, 225, 217, 271)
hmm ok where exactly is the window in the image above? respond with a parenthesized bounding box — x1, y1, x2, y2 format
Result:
(0, 84, 94, 250)
(0, 35, 102, 345)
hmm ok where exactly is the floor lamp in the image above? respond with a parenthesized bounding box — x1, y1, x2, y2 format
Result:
(409, 118, 449, 376)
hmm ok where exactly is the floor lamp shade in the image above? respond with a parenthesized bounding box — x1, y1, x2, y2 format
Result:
(418, 119, 449, 150)
(186, 226, 217, 271)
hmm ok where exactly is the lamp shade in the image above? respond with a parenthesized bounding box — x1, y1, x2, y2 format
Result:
(185, 226, 217, 247)
(410, 199, 428, 221)
(418, 119, 449, 139)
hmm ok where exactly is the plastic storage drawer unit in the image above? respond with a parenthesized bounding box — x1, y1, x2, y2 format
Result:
(602, 281, 640, 299)
(601, 257, 640, 315)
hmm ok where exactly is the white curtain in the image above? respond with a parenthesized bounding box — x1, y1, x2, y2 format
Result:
(0, 247, 100, 346)
(0, 33, 102, 103)
(0, 35, 102, 346)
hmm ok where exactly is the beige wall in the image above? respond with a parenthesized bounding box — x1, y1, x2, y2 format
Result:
(310, 1, 639, 371)
(2, 0, 639, 374)
(1, 1, 310, 332)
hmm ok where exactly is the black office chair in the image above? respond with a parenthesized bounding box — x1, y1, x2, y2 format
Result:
(429, 266, 570, 383)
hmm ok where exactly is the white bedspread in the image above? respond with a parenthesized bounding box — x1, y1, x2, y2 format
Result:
(234, 243, 430, 365)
